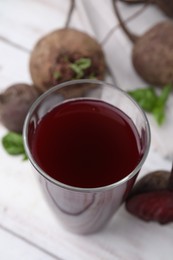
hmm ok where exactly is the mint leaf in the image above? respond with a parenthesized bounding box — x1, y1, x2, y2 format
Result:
(128, 87, 157, 112)
(53, 71, 61, 80)
(70, 63, 84, 79)
(70, 58, 92, 79)
(128, 85, 172, 125)
(2, 132, 28, 160)
(75, 58, 91, 70)
(152, 106, 165, 125)
(153, 84, 172, 125)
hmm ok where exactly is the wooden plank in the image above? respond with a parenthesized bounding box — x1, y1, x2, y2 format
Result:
(0, 226, 61, 260)
(0, 128, 172, 260)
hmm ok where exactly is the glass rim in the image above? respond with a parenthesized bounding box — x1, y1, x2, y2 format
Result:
(23, 79, 151, 193)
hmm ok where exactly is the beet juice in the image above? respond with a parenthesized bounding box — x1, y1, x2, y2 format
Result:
(30, 99, 143, 188)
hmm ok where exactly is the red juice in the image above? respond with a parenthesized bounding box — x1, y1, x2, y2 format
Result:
(30, 99, 143, 188)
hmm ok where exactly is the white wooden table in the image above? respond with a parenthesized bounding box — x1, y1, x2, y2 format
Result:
(0, 1, 173, 259)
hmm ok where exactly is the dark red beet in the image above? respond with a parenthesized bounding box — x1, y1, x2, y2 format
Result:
(126, 191, 173, 224)
(118, 0, 173, 18)
(0, 83, 40, 133)
(112, 0, 173, 87)
(29, 28, 106, 93)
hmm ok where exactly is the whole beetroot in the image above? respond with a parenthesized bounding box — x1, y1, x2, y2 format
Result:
(156, 0, 173, 17)
(29, 28, 106, 93)
(0, 83, 40, 133)
(113, 0, 173, 87)
(119, 0, 173, 18)
(132, 22, 173, 86)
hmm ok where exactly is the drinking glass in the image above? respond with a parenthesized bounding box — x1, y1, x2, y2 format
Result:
(23, 79, 150, 234)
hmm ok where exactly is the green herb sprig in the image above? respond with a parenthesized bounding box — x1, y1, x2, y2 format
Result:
(128, 84, 172, 125)
(70, 58, 92, 79)
(53, 71, 61, 80)
(2, 132, 28, 160)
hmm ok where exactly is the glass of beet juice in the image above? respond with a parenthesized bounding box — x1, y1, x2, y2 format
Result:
(23, 79, 150, 234)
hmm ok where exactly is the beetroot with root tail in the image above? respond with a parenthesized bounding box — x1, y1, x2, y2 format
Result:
(119, 0, 173, 18)
(0, 83, 40, 133)
(113, 0, 173, 87)
(156, 0, 173, 17)
(133, 22, 173, 86)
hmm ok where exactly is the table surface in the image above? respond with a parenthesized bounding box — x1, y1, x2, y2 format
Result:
(0, 1, 173, 259)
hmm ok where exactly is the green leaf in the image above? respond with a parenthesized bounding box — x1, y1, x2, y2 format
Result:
(75, 58, 91, 70)
(152, 106, 165, 125)
(2, 132, 28, 160)
(128, 84, 172, 125)
(69, 58, 92, 79)
(156, 84, 172, 106)
(128, 87, 157, 112)
(69, 63, 84, 79)
(53, 71, 61, 80)
(153, 84, 172, 125)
